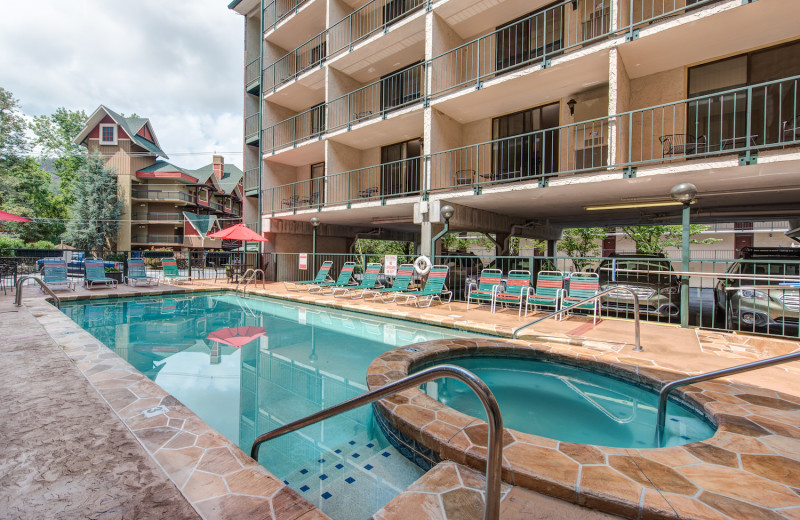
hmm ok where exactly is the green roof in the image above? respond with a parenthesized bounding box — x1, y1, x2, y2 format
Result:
(192, 163, 244, 195)
(138, 160, 197, 179)
(183, 212, 217, 239)
(102, 105, 169, 159)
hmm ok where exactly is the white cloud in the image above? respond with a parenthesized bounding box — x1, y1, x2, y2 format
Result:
(0, 0, 245, 169)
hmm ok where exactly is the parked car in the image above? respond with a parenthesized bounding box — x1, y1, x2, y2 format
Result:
(715, 247, 800, 335)
(464, 257, 558, 292)
(439, 252, 484, 300)
(595, 254, 680, 318)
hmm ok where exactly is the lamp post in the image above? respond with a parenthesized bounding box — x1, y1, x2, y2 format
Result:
(310, 217, 320, 273)
(430, 205, 455, 264)
(670, 183, 697, 328)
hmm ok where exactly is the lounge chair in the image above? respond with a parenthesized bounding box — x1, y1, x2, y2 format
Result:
(284, 261, 334, 291)
(332, 262, 383, 298)
(527, 271, 565, 314)
(562, 273, 600, 324)
(395, 265, 452, 307)
(125, 258, 159, 287)
(41, 260, 76, 292)
(307, 262, 356, 294)
(494, 270, 532, 317)
(363, 264, 415, 302)
(161, 258, 187, 285)
(466, 268, 502, 311)
(84, 260, 117, 289)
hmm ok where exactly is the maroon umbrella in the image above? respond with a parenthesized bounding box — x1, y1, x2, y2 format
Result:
(206, 326, 267, 348)
(0, 210, 31, 222)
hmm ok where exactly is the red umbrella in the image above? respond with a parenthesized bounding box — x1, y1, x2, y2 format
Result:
(0, 210, 31, 222)
(207, 223, 269, 242)
(206, 326, 266, 348)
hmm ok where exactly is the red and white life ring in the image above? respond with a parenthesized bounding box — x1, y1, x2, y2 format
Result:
(414, 255, 432, 276)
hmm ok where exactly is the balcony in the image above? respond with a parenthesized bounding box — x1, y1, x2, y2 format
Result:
(245, 57, 261, 94)
(131, 212, 184, 223)
(260, 74, 800, 214)
(244, 167, 260, 195)
(263, 0, 311, 31)
(131, 190, 195, 204)
(131, 235, 183, 246)
(245, 113, 260, 146)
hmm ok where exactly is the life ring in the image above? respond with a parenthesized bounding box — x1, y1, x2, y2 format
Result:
(414, 255, 432, 275)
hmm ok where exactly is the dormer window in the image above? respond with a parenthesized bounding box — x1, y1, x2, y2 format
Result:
(99, 124, 117, 145)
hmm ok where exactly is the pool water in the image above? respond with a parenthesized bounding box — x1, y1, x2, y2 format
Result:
(419, 357, 716, 448)
(61, 293, 488, 519)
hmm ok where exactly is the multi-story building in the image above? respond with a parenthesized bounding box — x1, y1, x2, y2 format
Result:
(229, 0, 800, 258)
(73, 105, 244, 251)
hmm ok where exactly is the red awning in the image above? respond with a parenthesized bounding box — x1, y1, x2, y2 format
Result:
(206, 223, 268, 242)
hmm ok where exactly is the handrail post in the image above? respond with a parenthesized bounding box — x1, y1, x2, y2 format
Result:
(15, 275, 62, 309)
(250, 365, 503, 520)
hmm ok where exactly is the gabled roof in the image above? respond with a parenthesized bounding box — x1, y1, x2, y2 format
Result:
(137, 160, 199, 182)
(192, 163, 244, 197)
(73, 105, 169, 159)
(183, 212, 218, 239)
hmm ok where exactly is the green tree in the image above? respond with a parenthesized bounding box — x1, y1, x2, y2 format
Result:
(558, 228, 607, 271)
(621, 225, 720, 254)
(0, 87, 28, 165)
(63, 155, 123, 253)
(31, 107, 88, 205)
(354, 239, 413, 256)
(0, 157, 66, 243)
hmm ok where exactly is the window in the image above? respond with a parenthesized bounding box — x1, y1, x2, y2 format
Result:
(99, 124, 117, 145)
(496, 4, 563, 75)
(199, 189, 208, 204)
(310, 162, 324, 205)
(491, 103, 560, 180)
(380, 62, 423, 113)
(380, 139, 422, 197)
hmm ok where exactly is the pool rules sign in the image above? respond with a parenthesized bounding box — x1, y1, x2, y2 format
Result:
(299, 253, 308, 270)
(385, 255, 397, 276)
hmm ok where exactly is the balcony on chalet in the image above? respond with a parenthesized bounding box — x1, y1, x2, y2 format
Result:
(131, 234, 184, 246)
(131, 189, 195, 204)
(131, 212, 184, 223)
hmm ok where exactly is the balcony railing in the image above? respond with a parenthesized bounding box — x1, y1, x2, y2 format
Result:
(131, 212, 183, 222)
(245, 57, 261, 90)
(627, 0, 723, 30)
(430, 0, 612, 97)
(131, 235, 183, 245)
(245, 113, 260, 142)
(260, 74, 800, 213)
(244, 167, 260, 192)
(263, 0, 311, 30)
(263, 63, 425, 153)
(131, 190, 195, 204)
(262, 0, 425, 92)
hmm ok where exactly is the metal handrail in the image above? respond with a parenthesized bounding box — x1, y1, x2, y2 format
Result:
(251, 364, 503, 520)
(512, 286, 642, 352)
(14, 275, 62, 309)
(240, 269, 266, 294)
(655, 351, 800, 443)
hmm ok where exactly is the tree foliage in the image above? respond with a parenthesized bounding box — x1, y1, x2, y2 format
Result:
(0, 87, 28, 163)
(0, 157, 67, 242)
(31, 107, 88, 205)
(354, 238, 413, 256)
(558, 228, 607, 271)
(63, 155, 123, 253)
(621, 225, 720, 254)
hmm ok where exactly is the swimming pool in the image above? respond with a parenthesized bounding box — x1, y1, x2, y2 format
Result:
(61, 292, 489, 519)
(416, 356, 716, 448)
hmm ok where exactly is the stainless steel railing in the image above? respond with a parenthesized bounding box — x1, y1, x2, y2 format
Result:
(655, 351, 800, 443)
(251, 364, 503, 520)
(14, 275, 62, 309)
(238, 269, 266, 294)
(513, 286, 642, 351)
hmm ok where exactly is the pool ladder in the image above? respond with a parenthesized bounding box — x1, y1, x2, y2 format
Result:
(236, 269, 265, 295)
(250, 365, 505, 520)
(14, 275, 61, 309)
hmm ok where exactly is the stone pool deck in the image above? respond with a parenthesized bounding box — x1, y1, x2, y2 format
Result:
(2, 281, 799, 519)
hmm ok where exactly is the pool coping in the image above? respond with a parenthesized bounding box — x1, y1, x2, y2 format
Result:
(24, 294, 330, 520)
(366, 338, 800, 519)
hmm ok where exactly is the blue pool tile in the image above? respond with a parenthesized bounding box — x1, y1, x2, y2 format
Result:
(348, 441, 356, 445)
(299, 469, 308, 475)
(381, 451, 390, 457)
(319, 474, 328, 480)
(283, 480, 289, 485)
(300, 485, 310, 492)
(366, 443, 374, 448)
(334, 449, 342, 454)
(317, 458, 325, 463)
(364, 464, 373, 471)
(345, 477, 355, 484)
(322, 492, 332, 500)
(351, 452, 360, 458)
(670, 418, 679, 422)
(335, 463, 344, 470)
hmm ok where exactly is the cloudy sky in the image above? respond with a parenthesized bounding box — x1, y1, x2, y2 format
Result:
(0, 1, 245, 169)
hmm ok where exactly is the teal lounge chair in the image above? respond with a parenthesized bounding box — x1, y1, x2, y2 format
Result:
(332, 262, 383, 298)
(84, 260, 117, 289)
(42, 260, 76, 292)
(494, 270, 532, 317)
(363, 264, 415, 302)
(563, 272, 600, 324)
(307, 262, 356, 294)
(395, 265, 452, 307)
(527, 271, 564, 314)
(125, 258, 159, 287)
(466, 268, 502, 311)
(284, 261, 334, 291)
(161, 258, 187, 285)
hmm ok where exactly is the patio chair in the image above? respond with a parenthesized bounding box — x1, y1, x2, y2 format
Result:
(562, 272, 600, 324)
(659, 134, 706, 157)
(527, 271, 565, 314)
(307, 262, 356, 294)
(161, 258, 187, 285)
(494, 270, 532, 317)
(466, 268, 503, 311)
(125, 258, 159, 287)
(284, 260, 334, 291)
(332, 262, 383, 298)
(363, 264, 415, 302)
(84, 260, 117, 290)
(395, 265, 453, 308)
(41, 260, 76, 292)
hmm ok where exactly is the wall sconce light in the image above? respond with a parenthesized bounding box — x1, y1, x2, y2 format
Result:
(567, 99, 577, 116)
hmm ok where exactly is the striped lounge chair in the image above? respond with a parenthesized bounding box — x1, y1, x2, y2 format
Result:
(466, 268, 502, 311)
(395, 265, 452, 307)
(527, 271, 565, 315)
(332, 262, 383, 298)
(563, 273, 601, 324)
(284, 260, 334, 291)
(363, 264, 415, 302)
(494, 270, 532, 317)
(307, 262, 356, 294)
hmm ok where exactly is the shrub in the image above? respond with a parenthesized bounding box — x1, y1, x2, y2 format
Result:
(27, 240, 56, 249)
(0, 236, 25, 256)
